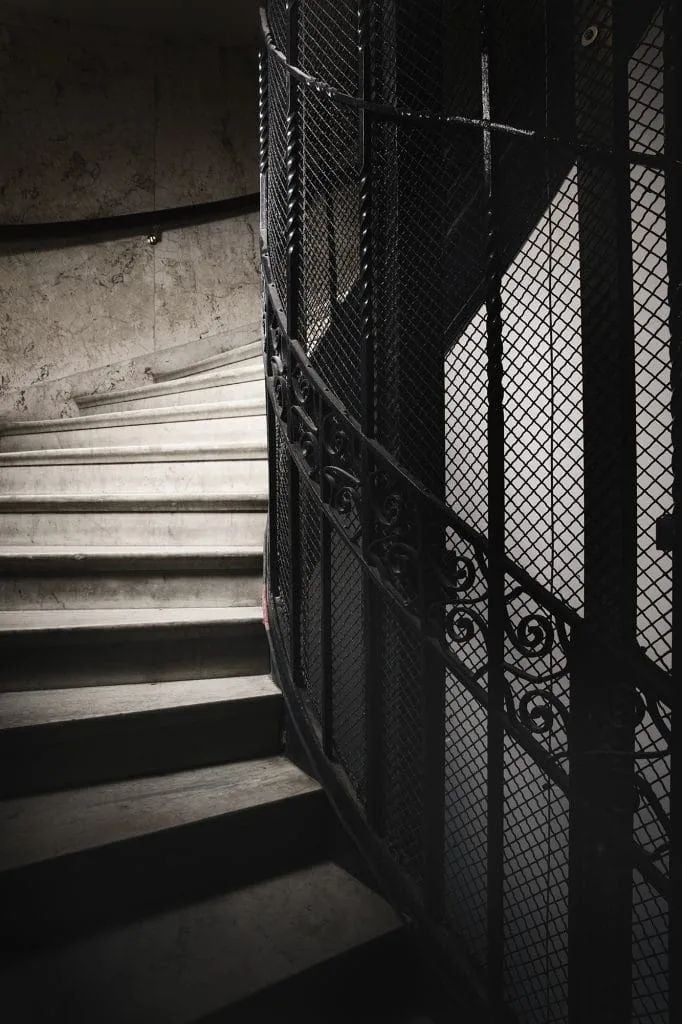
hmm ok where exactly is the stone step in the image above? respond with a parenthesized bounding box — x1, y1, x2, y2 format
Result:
(219, 928, 446, 1024)
(0, 440, 267, 464)
(83, 376, 264, 412)
(0, 605, 268, 690)
(75, 359, 264, 413)
(0, 494, 267, 546)
(147, 321, 260, 380)
(0, 675, 281, 798)
(0, 758, 328, 950)
(0, 399, 266, 451)
(152, 339, 263, 382)
(1, 861, 401, 1020)
(0, 443, 268, 495)
(0, 545, 263, 609)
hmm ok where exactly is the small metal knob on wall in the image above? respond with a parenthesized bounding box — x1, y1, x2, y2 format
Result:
(581, 25, 599, 47)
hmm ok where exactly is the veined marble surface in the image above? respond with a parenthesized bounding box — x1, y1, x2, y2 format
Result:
(0, 9, 258, 223)
(0, 5, 259, 421)
(0, 214, 260, 421)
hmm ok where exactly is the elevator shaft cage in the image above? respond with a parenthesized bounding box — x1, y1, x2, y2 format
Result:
(259, 2, 678, 1021)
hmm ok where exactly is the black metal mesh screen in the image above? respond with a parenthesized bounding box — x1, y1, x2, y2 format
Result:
(503, 739, 569, 1024)
(300, 481, 322, 718)
(273, 416, 291, 658)
(629, 8, 672, 673)
(267, 53, 289, 310)
(262, 1, 676, 1020)
(330, 533, 367, 797)
(377, 599, 424, 884)
(443, 667, 488, 966)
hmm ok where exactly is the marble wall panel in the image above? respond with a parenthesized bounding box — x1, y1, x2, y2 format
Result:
(155, 43, 258, 208)
(0, 316, 260, 422)
(0, 14, 156, 223)
(154, 212, 260, 351)
(0, 236, 155, 394)
(0, 5, 259, 421)
(0, 7, 258, 223)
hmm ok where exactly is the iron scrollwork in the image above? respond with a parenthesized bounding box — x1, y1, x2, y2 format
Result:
(502, 585, 572, 756)
(366, 468, 419, 606)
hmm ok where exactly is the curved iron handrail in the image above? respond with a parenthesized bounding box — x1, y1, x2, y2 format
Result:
(0, 191, 259, 246)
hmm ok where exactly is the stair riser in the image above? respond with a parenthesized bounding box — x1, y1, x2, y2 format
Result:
(147, 322, 260, 378)
(0, 790, 327, 950)
(0, 459, 268, 494)
(0, 570, 262, 610)
(0, 510, 267, 546)
(0, 695, 283, 798)
(0, 415, 267, 452)
(153, 340, 262, 381)
(82, 378, 264, 414)
(0, 620, 269, 691)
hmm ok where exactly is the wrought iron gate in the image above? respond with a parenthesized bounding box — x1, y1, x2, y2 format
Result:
(260, 2, 677, 1020)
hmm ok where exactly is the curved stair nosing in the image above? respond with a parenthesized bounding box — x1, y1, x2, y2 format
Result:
(75, 359, 264, 409)
(152, 339, 263, 382)
(0, 441, 267, 467)
(0, 399, 266, 437)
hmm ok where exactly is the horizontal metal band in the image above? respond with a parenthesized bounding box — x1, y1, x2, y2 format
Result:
(260, 5, 678, 173)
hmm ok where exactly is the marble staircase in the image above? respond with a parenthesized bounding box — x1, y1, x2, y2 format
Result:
(0, 329, 435, 1022)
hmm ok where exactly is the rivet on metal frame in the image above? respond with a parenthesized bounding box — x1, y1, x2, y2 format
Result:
(580, 25, 599, 47)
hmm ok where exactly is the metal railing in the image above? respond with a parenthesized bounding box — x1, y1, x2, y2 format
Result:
(0, 192, 259, 248)
(260, 2, 677, 1021)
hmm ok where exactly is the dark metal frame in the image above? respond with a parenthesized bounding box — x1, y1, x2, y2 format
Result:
(260, 2, 676, 1021)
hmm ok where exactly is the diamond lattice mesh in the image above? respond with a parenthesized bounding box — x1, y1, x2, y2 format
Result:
(262, 2, 674, 1021)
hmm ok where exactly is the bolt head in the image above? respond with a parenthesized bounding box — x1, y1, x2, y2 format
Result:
(147, 233, 159, 246)
(581, 25, 599, 47)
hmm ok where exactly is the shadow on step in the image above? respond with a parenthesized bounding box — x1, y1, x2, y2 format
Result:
(1, 792, 330, 957)
(194, 928, 450, 1024)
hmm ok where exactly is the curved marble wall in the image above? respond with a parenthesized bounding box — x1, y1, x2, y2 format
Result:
(0, 4, 260, 419)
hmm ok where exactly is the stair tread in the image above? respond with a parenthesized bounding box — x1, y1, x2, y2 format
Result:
(0, 399, 266, 436)
(76, 358, 263, 407)
(0, 757, 318, 873)
(0, 675, 278, 730)
(0, 544, 263, 560)
(0, 605, 264, 635)
(0, 440, 267, 465)
(1, 861, 401, 1023)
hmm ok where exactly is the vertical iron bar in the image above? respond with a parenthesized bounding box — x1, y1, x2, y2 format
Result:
(259, 46, 268, 246)
(664, 1, 681, 1016)
(374, 0, 446, 895)
(320, 513, 333, 757)
(265, 330, 279, 600)
(285, 0, 302, 682)
(480, 1, 505, 1015)
(325, 187, 339, 316)
(420, 508, 446, 916)
(318, 385, 333, 757)
(358, 0, 382, 830)
(568, 3, 637, 1022)
(260, 41, 278, 605)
